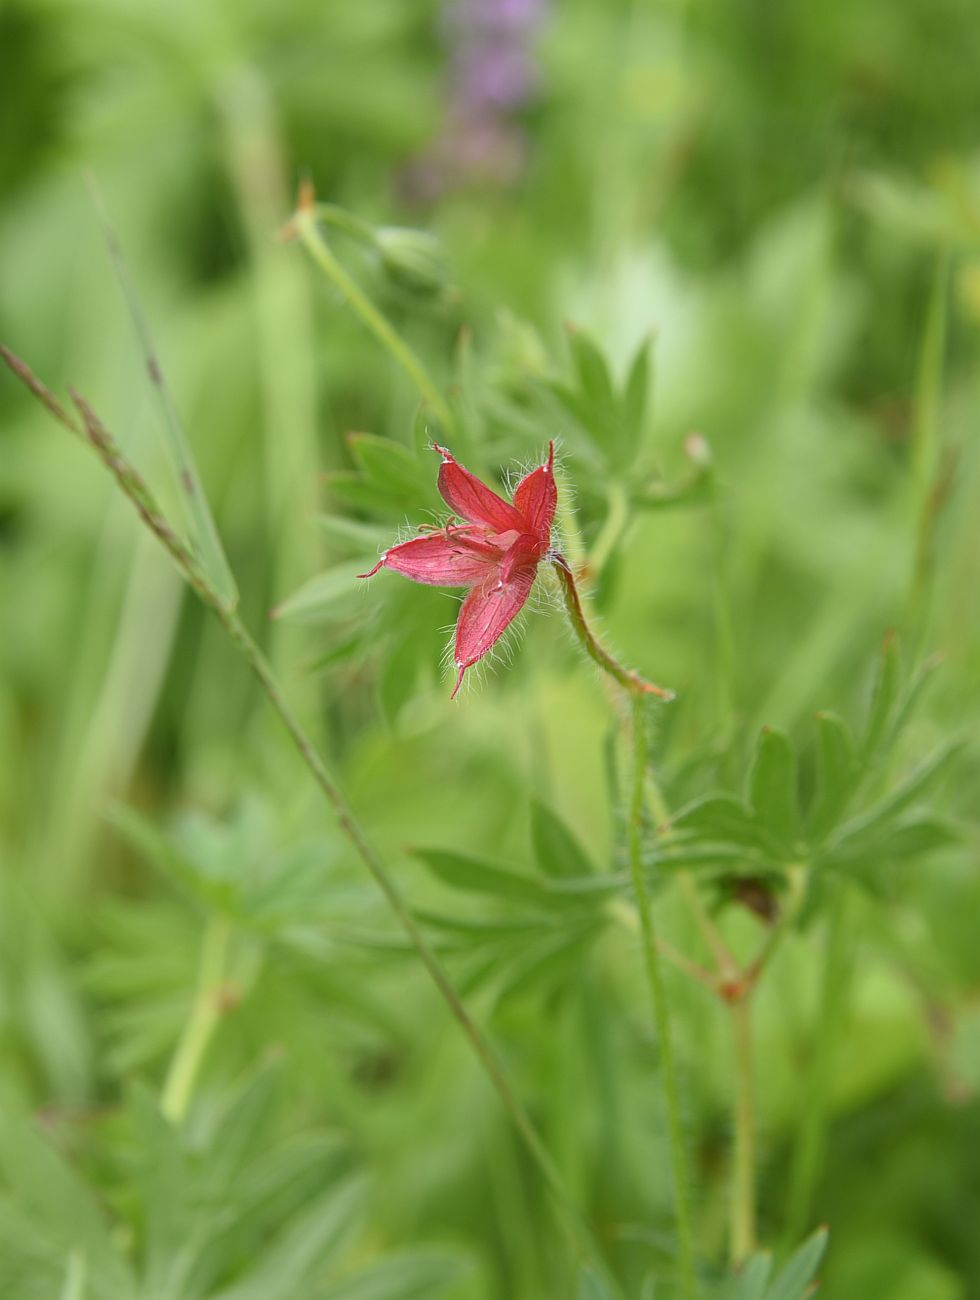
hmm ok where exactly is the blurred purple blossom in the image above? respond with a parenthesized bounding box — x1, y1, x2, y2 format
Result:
(400, 0, 548, 200)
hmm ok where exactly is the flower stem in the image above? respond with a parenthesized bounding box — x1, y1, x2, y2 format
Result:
(552, 555, 674, 700)
(6, 356, 621, 1291)
(161, 914, 232, 1125)
(628, 699, 699, 1300)
(729, 995, 756, 1264)
(291, 197, 455, 433)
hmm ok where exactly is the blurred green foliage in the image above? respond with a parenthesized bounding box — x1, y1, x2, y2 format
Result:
(2, 0, 979, 1297)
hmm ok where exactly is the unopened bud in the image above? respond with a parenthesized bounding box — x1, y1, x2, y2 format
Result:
(374, 226, 450, 298)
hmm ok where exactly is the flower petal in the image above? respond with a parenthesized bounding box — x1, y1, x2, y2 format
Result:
(512, 440, 556, 543)
(452, 562, 536, 697)
(368, 527, 501, 586)
(434, 444, 526, 532)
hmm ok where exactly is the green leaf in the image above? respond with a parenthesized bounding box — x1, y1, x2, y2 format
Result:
(90, 183, 239, 611)
(316, 514, 388, 555)
(749, 727, 800, 851)
(210, 1178, 365, 1300)
(129, 1084, 187, 1296)
(862, 632, 901, 762)
(722, 1251, 772, 1300)
(493, 927, 596, 1008)
(317, 1252, 468, 1300)
(825, 816, 961, 876)
(272, 562, 371, 624)
(622, 335, 653, 444)
(0, 1090, 134, 1299)
(577, 1266, 619, 1300)
(530, 800, 596, 878)
(413, 849, 554, 907)
(765, 1226, 828, 1300)
(808, 712, 858, 841)
(346, 432, 429, 497)
(568, 327, 615, 410)
(830, 740, 963, 851)
(670, 793, 764, 848)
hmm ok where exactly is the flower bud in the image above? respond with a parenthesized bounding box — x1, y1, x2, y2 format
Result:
(374, 227, 450, 298)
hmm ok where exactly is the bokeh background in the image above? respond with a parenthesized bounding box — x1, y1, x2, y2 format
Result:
(2, 0, 979, 1297)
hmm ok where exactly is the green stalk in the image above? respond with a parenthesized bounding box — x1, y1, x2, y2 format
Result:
(729, 996, 756, 1263)
(553, 556, 674, 700)
(161, 914, 232, 1124)
(628, 699, 699, 1300)
(3, 354, 619, 1291)
(291, 204, 455, 433)
(783, 891, 850, 1245)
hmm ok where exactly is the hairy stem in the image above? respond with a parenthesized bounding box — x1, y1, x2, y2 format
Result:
(161, 914, 232, 1124)
(552, 555, 674, 700)
(290, 194, 455, 433)
(730, 995, 756, 1263)
(628, 699, 699, 1299)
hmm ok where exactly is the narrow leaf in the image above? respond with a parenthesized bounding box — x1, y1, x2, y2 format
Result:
(346, 432, 429, 497)
(272, 562, 371, 624)
(530, 800, 596, 878)
(722, 1250, 772, 1300)
(317, 1252, 468, 1300)
(765, 1226, 828, 1300)
(88, 177, 238, 610)
(622, 335, 652, 444)
(670, 793, 764, 848)
(830, 739, 963, 850)
(862, 632, 900, 762)
(749, 727, 800, 851)
(568, 327, 615, 409)
(413, 849, 554, 907)
(210, 1178, 365, 1300)
(808, 712, 858, 841)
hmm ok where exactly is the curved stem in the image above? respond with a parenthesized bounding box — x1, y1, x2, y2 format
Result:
(627, 699, 699, 1300)
(161, 914, 232, 1124)
(552, 555, 674, 700)
(291, 201, 455, 433)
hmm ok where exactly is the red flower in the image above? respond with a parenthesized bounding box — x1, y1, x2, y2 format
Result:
(360, 441, 556, 697)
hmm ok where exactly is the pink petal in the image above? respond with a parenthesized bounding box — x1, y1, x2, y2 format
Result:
(512, 440, 556, 543)
(452, 561, 536, 697)
(368, 528, 501, 586)
(434, 444, 526, 533)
